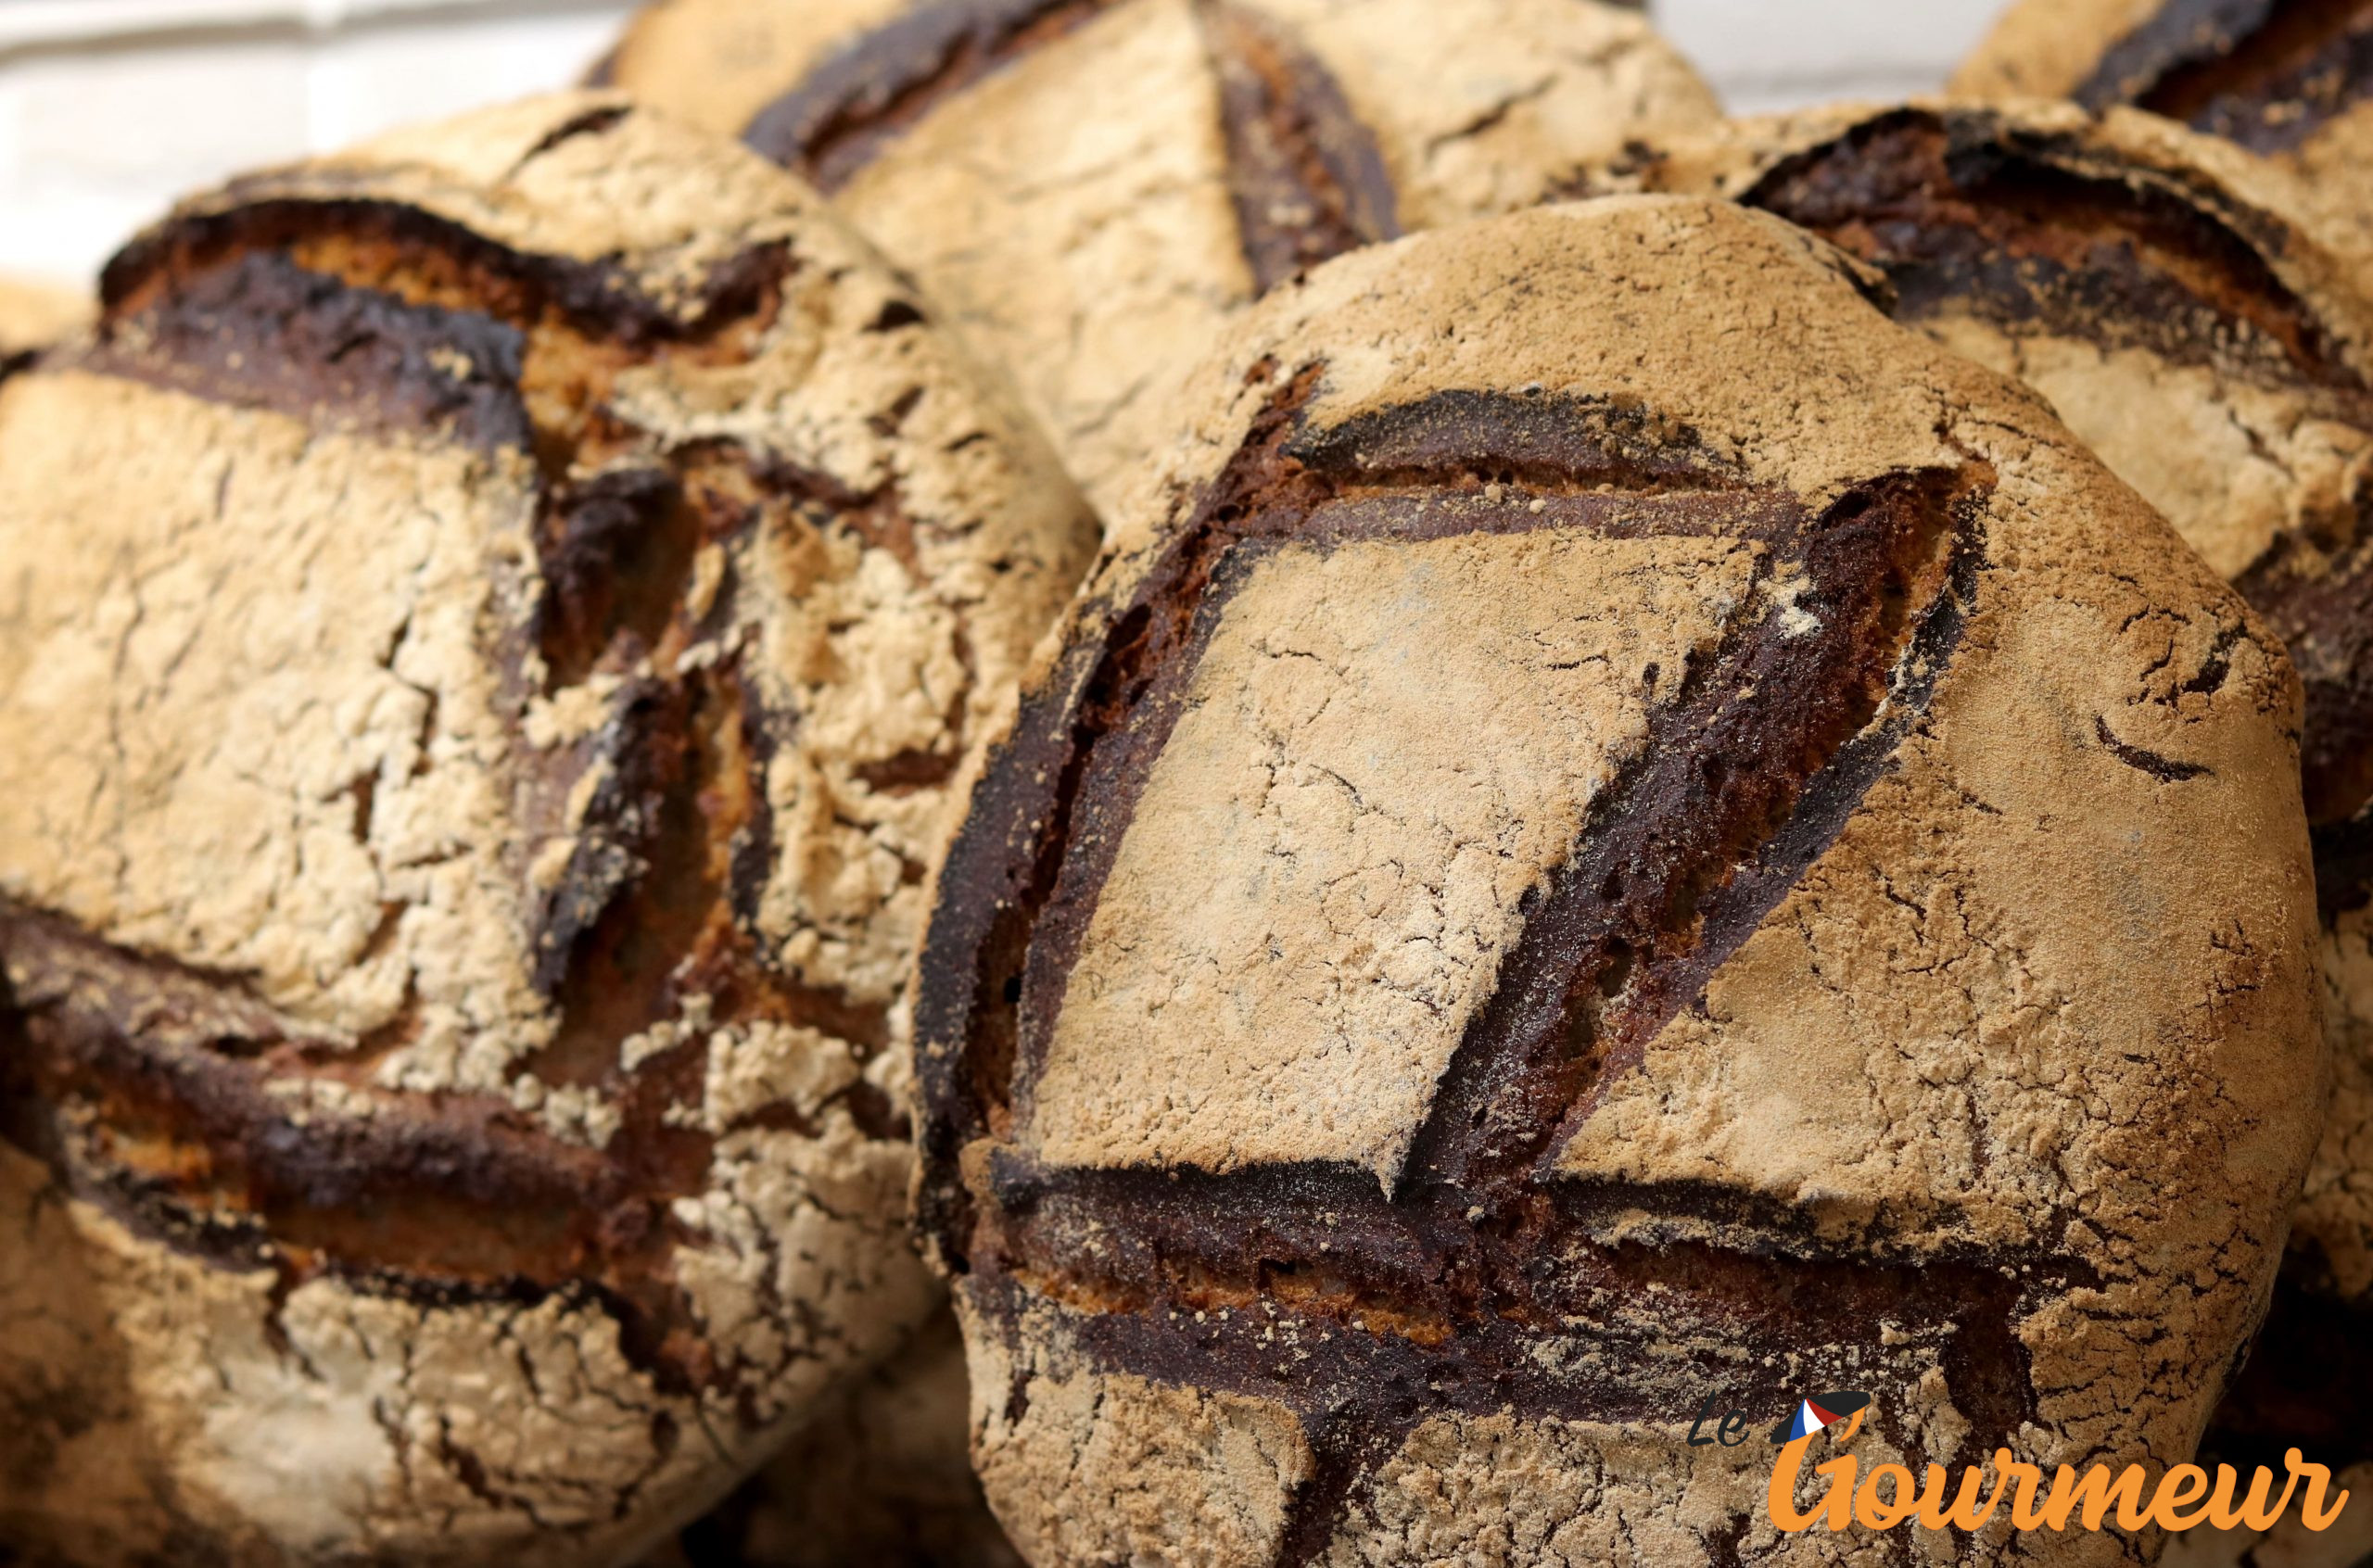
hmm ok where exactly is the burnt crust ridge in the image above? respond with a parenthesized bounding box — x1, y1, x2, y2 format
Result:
(1196, 0, 1402, 292)
(82, 247, 534, 452)
(2077, 0, 2373, 155)
(1738, 107, 2355, 389)
(742, 0, 1117, 190)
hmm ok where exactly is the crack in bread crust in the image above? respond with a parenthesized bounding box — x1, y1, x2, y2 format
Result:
(1196, 0, 1402, 292)
(0, 95, 1096, 1568)
(744, 0, 1115, 189)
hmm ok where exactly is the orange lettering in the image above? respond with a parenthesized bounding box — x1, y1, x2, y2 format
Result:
(1856, 1464, 1918, 1530)
(1999, 1452, 2050, 1530)
(1768, 1426, 2332, 1537)
(2207, 1462, 2294, 1532)
(1813, 1455, 1859, 1531)
(1767, 1412, 1866, 1533)
(1767, 1437, 1825, 1533)
(1921, 1461, 2007, 1532)
(2290, 1450, 2351, 1533)
(2037, 1464, 2151, 1533)
(2150, 1465, 2210, 1531)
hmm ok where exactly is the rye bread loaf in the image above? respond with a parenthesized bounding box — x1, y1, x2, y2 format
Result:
(593, 0, 1718, 515)
(0, 93, 1096, 1566)
(1951, 0, 2373, 277)
(1579, 96, 2373, 1484)
(907, 195, 2324, 1566)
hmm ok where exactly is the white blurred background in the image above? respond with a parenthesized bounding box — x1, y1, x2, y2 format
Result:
(0, 0, 2011, 285)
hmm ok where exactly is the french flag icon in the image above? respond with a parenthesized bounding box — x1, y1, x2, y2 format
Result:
(1770, 1391, 1872, 1444)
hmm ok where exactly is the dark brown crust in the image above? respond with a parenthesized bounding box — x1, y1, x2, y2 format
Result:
(1197, 1, 1402, 293)
(0, 196, 920, 1399)
(1726, 107, 2373, 831)
(739, 0, 1398, 297)
(742, 0, 1113, 191)
(2075, 0, 2373, 156)
(2240, 532, 2373, 823)
(917, 371, 2006, 1560)
(101, 197, 791, 348)
(2313, 804, 2373, 915)
(81, 249, 533, 453)
(0, 909, 717, 1393)
(1739, 108, 2354, 389)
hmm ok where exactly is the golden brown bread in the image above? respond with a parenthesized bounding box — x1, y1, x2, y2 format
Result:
(596, 0, 1719, 515)
(909, 196, 2323, 1565)
(0, 93, 1096, 1566)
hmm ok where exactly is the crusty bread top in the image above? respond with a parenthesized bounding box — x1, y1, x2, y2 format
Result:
(598, 0, 1719, 515)
(1574, 103, 2373, 1353)
(0, 92, 1094, 1565)
(911, 196, 2321, 1566)
(1574, 98, 2373, 821)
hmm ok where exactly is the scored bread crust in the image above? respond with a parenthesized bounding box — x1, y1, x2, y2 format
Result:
(0, 94, 1096, 1566)
(1579, 96, 2373, 1475)
(1951, 0, 2373, 291)
(910, 196, 2323, 1566)
(1949, 0, 2176, 103)
(595, 0, 1719, 516)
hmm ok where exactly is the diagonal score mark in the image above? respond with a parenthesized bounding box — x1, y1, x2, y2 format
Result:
(1191, 0, 1402, 294)
(742, 0, 1119, 190)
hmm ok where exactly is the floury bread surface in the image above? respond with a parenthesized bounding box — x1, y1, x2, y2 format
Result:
(595, 0, 1718, 514)
(0, 95, 1096, 1565)
(910, 196, 2325, 1566)
(1580, 96, 2373, 1485)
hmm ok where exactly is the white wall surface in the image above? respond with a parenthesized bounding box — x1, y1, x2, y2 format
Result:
(0, 0, 2012, 287)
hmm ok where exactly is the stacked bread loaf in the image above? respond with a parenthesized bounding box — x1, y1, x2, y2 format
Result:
(3, 2, 2370, 1565)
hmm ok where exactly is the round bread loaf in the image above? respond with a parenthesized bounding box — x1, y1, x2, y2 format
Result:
(595, 0, 1718, 515)
(1580, 97, 2373, 1485)
(0, 94, 1095, 1566)
(0, 274, 88, 359)
(909, 196, 2323, 1566)
(1951, 0, 2373, 271)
